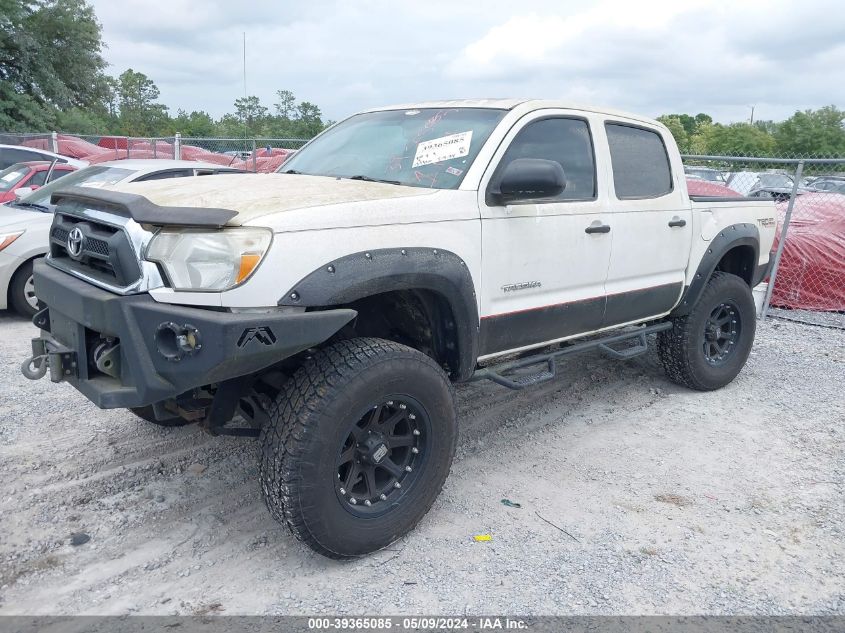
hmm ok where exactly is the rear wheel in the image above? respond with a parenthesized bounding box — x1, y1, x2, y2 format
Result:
(9, 260, 39, 318)
(658, 271, 756, 391)
(259, 337, 457, 559)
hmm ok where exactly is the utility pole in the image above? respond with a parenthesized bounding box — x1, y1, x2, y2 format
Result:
(749, 105, 755, 125)
(243, 32, 247, 98)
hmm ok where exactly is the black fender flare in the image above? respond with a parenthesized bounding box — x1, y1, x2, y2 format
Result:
(278, 248, 479, 380)
(671, 223, 760, 317)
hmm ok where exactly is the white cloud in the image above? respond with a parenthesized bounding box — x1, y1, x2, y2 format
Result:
(89, 0, 845, 124)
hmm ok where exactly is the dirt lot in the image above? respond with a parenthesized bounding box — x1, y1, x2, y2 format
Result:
(0, 310, 842, 615)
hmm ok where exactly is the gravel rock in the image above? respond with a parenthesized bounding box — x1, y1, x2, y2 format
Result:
(0, 310, 842, 615)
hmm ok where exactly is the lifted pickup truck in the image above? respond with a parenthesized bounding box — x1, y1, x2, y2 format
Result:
(23, 99, 776, 558)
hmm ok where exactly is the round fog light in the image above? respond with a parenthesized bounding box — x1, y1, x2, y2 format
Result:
(155, 322, 202, 362)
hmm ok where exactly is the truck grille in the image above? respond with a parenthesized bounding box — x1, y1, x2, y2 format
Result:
(49, 213, 142, 288)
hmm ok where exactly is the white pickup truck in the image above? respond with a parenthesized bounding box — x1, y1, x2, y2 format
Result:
(23, 99, 776, 558)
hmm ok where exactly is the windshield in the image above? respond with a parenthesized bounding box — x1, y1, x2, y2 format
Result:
(0, 164, 30, 192)
(15, 165, 134, 210)
(278, 108, 507, 189)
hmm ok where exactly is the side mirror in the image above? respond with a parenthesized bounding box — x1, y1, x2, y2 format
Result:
(488, 158, 566, 205)
(14, 187, 34, 200)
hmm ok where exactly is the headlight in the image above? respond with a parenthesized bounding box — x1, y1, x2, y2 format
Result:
(146, 228, 272, 291)
(0, 230, 24, 252)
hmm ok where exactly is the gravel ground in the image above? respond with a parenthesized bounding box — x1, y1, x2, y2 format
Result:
(0, 309, 842, 616)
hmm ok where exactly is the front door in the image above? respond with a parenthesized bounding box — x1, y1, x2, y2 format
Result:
(478, 111, 613, 358)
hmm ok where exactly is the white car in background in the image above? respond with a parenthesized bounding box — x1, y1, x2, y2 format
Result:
(0, 160, 243, 316)
(0, 144, 88, 171)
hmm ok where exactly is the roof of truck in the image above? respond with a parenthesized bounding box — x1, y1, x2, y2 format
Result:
(365, 99, 660, 125)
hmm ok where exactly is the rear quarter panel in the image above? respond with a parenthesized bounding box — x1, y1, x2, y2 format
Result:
(689, 199, 777, 286)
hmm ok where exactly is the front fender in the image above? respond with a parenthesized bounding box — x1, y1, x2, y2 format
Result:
(278, 247, 479, 380)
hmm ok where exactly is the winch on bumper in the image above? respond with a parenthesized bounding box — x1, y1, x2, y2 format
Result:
(23, 260, 356, 410)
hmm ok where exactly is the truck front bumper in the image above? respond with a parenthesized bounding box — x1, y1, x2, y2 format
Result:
(26, 260, 356, 409)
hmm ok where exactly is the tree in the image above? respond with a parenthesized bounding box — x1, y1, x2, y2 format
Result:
(657, 115, 690, 153)
(234, 95, 268, 134)
(774, 106, 845, 157)
(693, 113, 712, 128)
(117, 69, 169, 135)
(705, 123, 776, 156)
(171, 109, 216, 137)
(294, 101, 323, 137)
(274, 89, 296, 119)
(0, 0, 110, 129)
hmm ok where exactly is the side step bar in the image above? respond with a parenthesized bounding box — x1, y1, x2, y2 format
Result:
(470, 322, 672, 390)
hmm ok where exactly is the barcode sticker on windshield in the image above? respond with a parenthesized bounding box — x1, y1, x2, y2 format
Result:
(413, 131, 473, 168)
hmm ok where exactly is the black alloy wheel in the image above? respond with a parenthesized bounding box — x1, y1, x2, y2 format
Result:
(336, 396, 429, 514)
(702, 301, 742, 365)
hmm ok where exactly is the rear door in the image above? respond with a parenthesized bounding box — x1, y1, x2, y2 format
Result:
(478, 110, 613, 357)
(600, 121, 692, 327)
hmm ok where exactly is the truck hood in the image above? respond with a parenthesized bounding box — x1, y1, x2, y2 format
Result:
(111, 173, 437, 226)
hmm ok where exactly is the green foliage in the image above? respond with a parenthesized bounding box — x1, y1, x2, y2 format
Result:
(774, 106, 845, 156)
(659, 108, 843, 158)
(706, 123, 776, 156)
(116, 68, 169, 135)
(171, 109, 216, 137)
(657, 115, 690, 153)
(0, 0, 108, 130)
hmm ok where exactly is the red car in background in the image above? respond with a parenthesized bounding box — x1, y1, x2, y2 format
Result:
(0, 161, 77, 203)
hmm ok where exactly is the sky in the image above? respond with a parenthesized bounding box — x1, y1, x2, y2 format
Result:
(89, 0, 845, 125)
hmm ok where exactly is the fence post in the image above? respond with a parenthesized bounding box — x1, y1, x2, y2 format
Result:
(252, 139, 257, 172)
(50, 131, 59, 153)
(126, 137, 130, 159)
(760, 160, 804, 320)
(174, 133, 181, 160)
(152, 138, 157, 159)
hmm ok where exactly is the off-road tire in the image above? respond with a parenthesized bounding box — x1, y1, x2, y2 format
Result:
(658, 271, 756, 391)
(9, 260, 38, 318)
(259, 337, 457, 559)
(129, 405, 193, 427)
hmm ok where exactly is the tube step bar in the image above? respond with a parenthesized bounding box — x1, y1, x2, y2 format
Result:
(471, 322, 672, 390)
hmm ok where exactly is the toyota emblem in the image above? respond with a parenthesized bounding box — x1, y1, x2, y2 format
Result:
(66, 227, 85, 259)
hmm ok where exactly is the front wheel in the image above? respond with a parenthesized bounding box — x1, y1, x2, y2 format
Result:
(259, 337, 457, 559)
(9, 260, 39, 318)
(658, 271, 756, 391)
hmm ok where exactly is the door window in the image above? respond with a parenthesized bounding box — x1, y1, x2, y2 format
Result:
(28, 170, 49, 187)
(496, 118, 596, 201)
(605, 123, 673, 199)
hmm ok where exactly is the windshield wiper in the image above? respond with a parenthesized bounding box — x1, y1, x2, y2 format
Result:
(347, 175, 402, 185)
(9, 201, 50, 212)
(281, 169, 302, 174)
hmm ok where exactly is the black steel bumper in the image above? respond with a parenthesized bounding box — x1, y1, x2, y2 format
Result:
(27, 260, 356, 409)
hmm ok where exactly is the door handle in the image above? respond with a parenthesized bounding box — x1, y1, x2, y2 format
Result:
(668, 217, 687, 228)
(585, 223, 611, 234)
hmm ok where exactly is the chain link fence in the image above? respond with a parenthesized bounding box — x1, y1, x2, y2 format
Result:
(0, 131, 309, 172)
(2, 131, 843, 327)
(682, 154, 845, 329)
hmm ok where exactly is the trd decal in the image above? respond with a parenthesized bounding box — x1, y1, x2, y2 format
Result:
(237, 326, 277, 348)
(501, 281, 542, 293)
